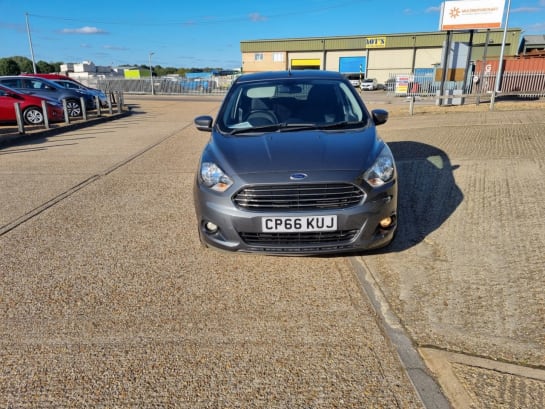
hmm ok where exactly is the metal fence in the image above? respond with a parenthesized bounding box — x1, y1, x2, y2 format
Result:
(385, 70, 545, 99)
(95, 76, 236, 96)
(80, 71, 545, 100)
(477, 71, 545, 99)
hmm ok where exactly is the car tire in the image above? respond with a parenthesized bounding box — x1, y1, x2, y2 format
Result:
(65, 99, 82, 117)
(22, 106, 44, 125)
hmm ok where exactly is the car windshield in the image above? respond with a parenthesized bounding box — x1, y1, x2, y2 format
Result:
(217, 79, 369, 134)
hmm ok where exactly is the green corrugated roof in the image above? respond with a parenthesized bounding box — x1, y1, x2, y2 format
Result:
(240, 29, 522, 55)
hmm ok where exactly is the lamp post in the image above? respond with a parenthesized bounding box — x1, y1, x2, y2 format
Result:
(149, 52, 155, 95)
(25, 13, 37, 74)
(490, 0, 512, 110)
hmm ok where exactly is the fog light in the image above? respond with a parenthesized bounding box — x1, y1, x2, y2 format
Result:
(379, 217, 393, 229)
(204, 221, 219, 233)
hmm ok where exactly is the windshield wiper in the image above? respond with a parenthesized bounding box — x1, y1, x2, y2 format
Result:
(228, 124, 284, 135)
(228, 121, 365, 135)
(276, 123, 319, 132)
(316, 121, 366, 130)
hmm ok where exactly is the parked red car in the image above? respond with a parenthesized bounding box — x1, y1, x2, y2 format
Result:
(0, 84, 64, 125)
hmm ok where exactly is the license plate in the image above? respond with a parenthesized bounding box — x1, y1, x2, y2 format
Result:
(261, 215, 337, 233)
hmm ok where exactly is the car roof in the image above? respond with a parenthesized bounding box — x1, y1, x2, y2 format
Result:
(0, 75, 60, 86)
(234, 70, 345, 84)
(21, 73, 72, 81)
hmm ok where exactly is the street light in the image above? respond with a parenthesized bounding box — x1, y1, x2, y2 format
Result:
(25, 13, 37, 74)
(149, 52, 155, 95)
(490, 0, 512, 110)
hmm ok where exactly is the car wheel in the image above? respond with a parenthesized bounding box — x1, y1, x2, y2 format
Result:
(65, 99, 82, 117)
(23, 106, 44, 125)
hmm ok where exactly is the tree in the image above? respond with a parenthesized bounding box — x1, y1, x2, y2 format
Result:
(11, 56, 34, 73)
(0, 58, 21, 75)
(36, 60, 56, 73)
(51, 62, 62, 72)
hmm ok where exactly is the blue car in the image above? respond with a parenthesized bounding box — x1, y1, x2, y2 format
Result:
(181, 78, 216, 93)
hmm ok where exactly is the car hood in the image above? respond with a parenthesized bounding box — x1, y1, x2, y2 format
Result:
(206, 127, 382, 174)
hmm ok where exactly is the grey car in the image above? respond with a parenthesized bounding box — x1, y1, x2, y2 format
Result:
(193, 70, 397, 255)
(0, 76, 95, 117)
(53, 79, 108, 108)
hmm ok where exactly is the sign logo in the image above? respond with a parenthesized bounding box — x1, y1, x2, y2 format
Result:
(290, 173, 308, 180)
(366, 37, 386, 48)
(449, 7, 461, 19)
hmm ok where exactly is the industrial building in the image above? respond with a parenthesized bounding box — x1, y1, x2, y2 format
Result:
(240, 29, 522, 84)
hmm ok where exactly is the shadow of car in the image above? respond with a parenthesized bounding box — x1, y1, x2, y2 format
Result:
(0, 76, 95, 117)
(0, 84, 64, 125)
(382, 141, 463, 252)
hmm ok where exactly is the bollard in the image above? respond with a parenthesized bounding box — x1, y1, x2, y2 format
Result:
(41, 100, 50, 129)
(108, 95, 113, 115)
(95, 96, 101, 117)
(81, 97, 87, 121)
(62, 99, 70, 124)
(409, 96, 415, 116)
(14, 102, 25, 134)
(117, 92, 123, 113)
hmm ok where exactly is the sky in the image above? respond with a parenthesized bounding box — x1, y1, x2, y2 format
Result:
(1, 0, 544, 69)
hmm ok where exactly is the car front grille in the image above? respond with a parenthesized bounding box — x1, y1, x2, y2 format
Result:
(233, 183, 364, 211)
(239, 230, 358, 247)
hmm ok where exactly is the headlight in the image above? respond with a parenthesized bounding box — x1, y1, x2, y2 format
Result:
(363, 145, 395, 187)
(200, 162, 233, 192)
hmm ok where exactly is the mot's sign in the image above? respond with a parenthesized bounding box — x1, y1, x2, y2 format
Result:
(366, 37, 386, 48)
(440, 0, 505, 30)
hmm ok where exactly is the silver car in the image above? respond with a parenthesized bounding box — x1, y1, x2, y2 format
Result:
(193, 70, 397, 255)
(53, 79, 108, 108)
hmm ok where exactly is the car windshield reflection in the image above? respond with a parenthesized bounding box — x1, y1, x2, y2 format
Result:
(219, 79, 367, 133)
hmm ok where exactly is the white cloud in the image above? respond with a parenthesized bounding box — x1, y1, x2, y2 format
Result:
(61, 26, 107, 35)
(426, 6, 442, 13)
(103, 45, 128, 51)
(249, 13, 267, 22)
(512, 7, 541, 13)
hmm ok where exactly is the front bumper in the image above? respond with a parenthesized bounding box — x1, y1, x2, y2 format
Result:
(194, 181, 397, 255)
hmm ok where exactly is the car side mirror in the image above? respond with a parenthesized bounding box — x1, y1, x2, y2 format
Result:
(194, 115, 214, 132)
(371, 109, 388, 126)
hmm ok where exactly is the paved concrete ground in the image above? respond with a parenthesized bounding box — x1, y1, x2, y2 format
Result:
(1, 95, 544, 408)
(0, 96, 424, 408)
(361, 99, 545, 408)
